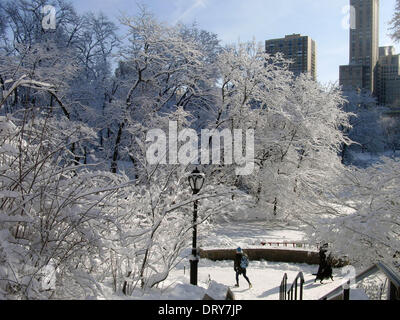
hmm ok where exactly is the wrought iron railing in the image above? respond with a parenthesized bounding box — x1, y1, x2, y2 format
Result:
(279, 272, 305, 300)
(279, 273, 287, 300)
(319, 262, 400, 300)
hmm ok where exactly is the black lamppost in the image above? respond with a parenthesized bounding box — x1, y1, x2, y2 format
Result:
(188, 167, 205, 286)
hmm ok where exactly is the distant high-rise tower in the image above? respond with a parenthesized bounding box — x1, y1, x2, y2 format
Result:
(376, 46, 400, 106)
(340, 0, 380, 94)
(265, 34, 317, 81)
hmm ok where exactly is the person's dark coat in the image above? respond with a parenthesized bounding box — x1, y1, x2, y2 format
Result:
(315, 246, 333, 283)
(234, 252, 245, 273)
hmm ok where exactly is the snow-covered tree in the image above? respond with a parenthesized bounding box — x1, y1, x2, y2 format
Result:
(340, 90, 384, 162)
(106, 7, 219, 174)
(0, 0, 120, 165)
(380, 113, 400, 155)
(390, 0, 400, 42)
(207, 41, 351, 221)
(5, 1, 394, 300)
(306, 157, 400, 268)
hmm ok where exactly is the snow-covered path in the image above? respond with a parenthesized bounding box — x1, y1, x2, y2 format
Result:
(166, 259, 347, 300)
(160, 221, 350, 300)
(130, 221, 366, 300)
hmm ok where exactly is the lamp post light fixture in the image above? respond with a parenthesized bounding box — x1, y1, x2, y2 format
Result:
(188, 167, 205, 286)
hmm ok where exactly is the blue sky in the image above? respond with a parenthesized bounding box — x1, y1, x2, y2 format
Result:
(70, 0, 399, 85)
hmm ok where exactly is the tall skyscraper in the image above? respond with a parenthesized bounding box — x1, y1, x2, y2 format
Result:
(265, 34, 317, 81)
(376, 46, 400, 106)
(339, 0, 380, 94)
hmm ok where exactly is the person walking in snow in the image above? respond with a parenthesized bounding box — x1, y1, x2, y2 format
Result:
(314, 243, 334, 283)
(233, 247, 252, 288)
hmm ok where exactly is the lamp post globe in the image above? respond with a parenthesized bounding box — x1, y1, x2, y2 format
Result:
(188, 167, 205, 195)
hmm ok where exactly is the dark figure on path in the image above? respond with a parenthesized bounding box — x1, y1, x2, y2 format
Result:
(314, 243, 334, 284)
(234, 247, 252, 288)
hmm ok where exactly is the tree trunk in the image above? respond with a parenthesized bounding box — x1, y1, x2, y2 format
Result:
(111, 122, 125, 173)
(273, 197, 278, 216)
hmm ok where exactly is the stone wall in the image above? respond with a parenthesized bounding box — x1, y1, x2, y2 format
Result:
(199, 248, 348, 267)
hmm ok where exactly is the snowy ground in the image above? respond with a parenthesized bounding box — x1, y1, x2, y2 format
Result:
(119, 258, 372, 301)
(163, 259, 349, 300)
(120, 221, 365, 300)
